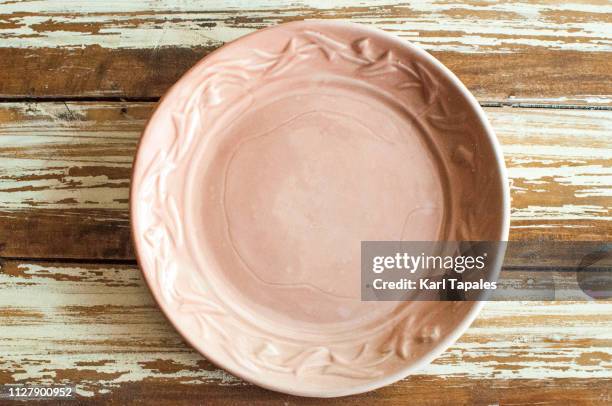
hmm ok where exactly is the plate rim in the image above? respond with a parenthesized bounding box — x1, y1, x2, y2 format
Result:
(129, 19, 511, 398)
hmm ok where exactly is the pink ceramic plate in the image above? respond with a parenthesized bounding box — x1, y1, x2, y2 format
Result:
(131, 21, 510, 397)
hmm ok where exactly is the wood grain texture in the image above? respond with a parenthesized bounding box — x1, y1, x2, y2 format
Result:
(0, 259, 610, 402)
(0, 102, 138, 259)
(0, 102, 609, 260)
(23, 378, 611, 405)
(0, 2, 610, 402)
(0, 0, 610, 103)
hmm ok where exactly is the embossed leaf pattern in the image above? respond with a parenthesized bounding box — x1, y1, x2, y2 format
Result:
(380, 315, 415, 360)
(179, 295, 226, 315)
(264, 38, 309, 77)
(412, 62, 438, 105)
(303, 30, 361, 63)
(359, 54, 440, 107)
(428, 110, 467, 131)
(351, 37, 376, 62)
(359, 51, 398, 76)
(140, 101, 204, 310)
(287, 347, 332, 376)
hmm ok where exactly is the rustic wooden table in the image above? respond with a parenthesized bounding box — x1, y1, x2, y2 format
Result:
(0, 1, 610, 404)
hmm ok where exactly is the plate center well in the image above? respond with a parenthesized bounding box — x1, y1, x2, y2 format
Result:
(189, 80, 448, 326)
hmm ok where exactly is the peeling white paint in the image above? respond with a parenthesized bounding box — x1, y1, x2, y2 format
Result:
(0, 1, 610, 52)
(507, 95, 612, 105)
(1, 261, 610, 396)
(512, 204, 611, 221)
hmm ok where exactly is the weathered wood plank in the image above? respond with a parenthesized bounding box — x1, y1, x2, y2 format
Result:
(0, 260, 610, 402)
(0, 102, 141, 259)
(492, 108, 612, 240)
(61, 378, 612, 405)
(0, 1, 610, 102)
(0, 102, 609, 259)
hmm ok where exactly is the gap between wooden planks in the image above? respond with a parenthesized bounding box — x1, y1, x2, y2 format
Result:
(0, 102, 610, 260)
(0, 259, 610, 401)
(0, 0, 610, 104)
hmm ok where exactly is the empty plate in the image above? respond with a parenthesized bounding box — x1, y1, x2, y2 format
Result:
(131, 21, 509, 397)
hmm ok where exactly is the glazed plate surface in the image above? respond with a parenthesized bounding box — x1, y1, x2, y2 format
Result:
(131, 21, 509, 397)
